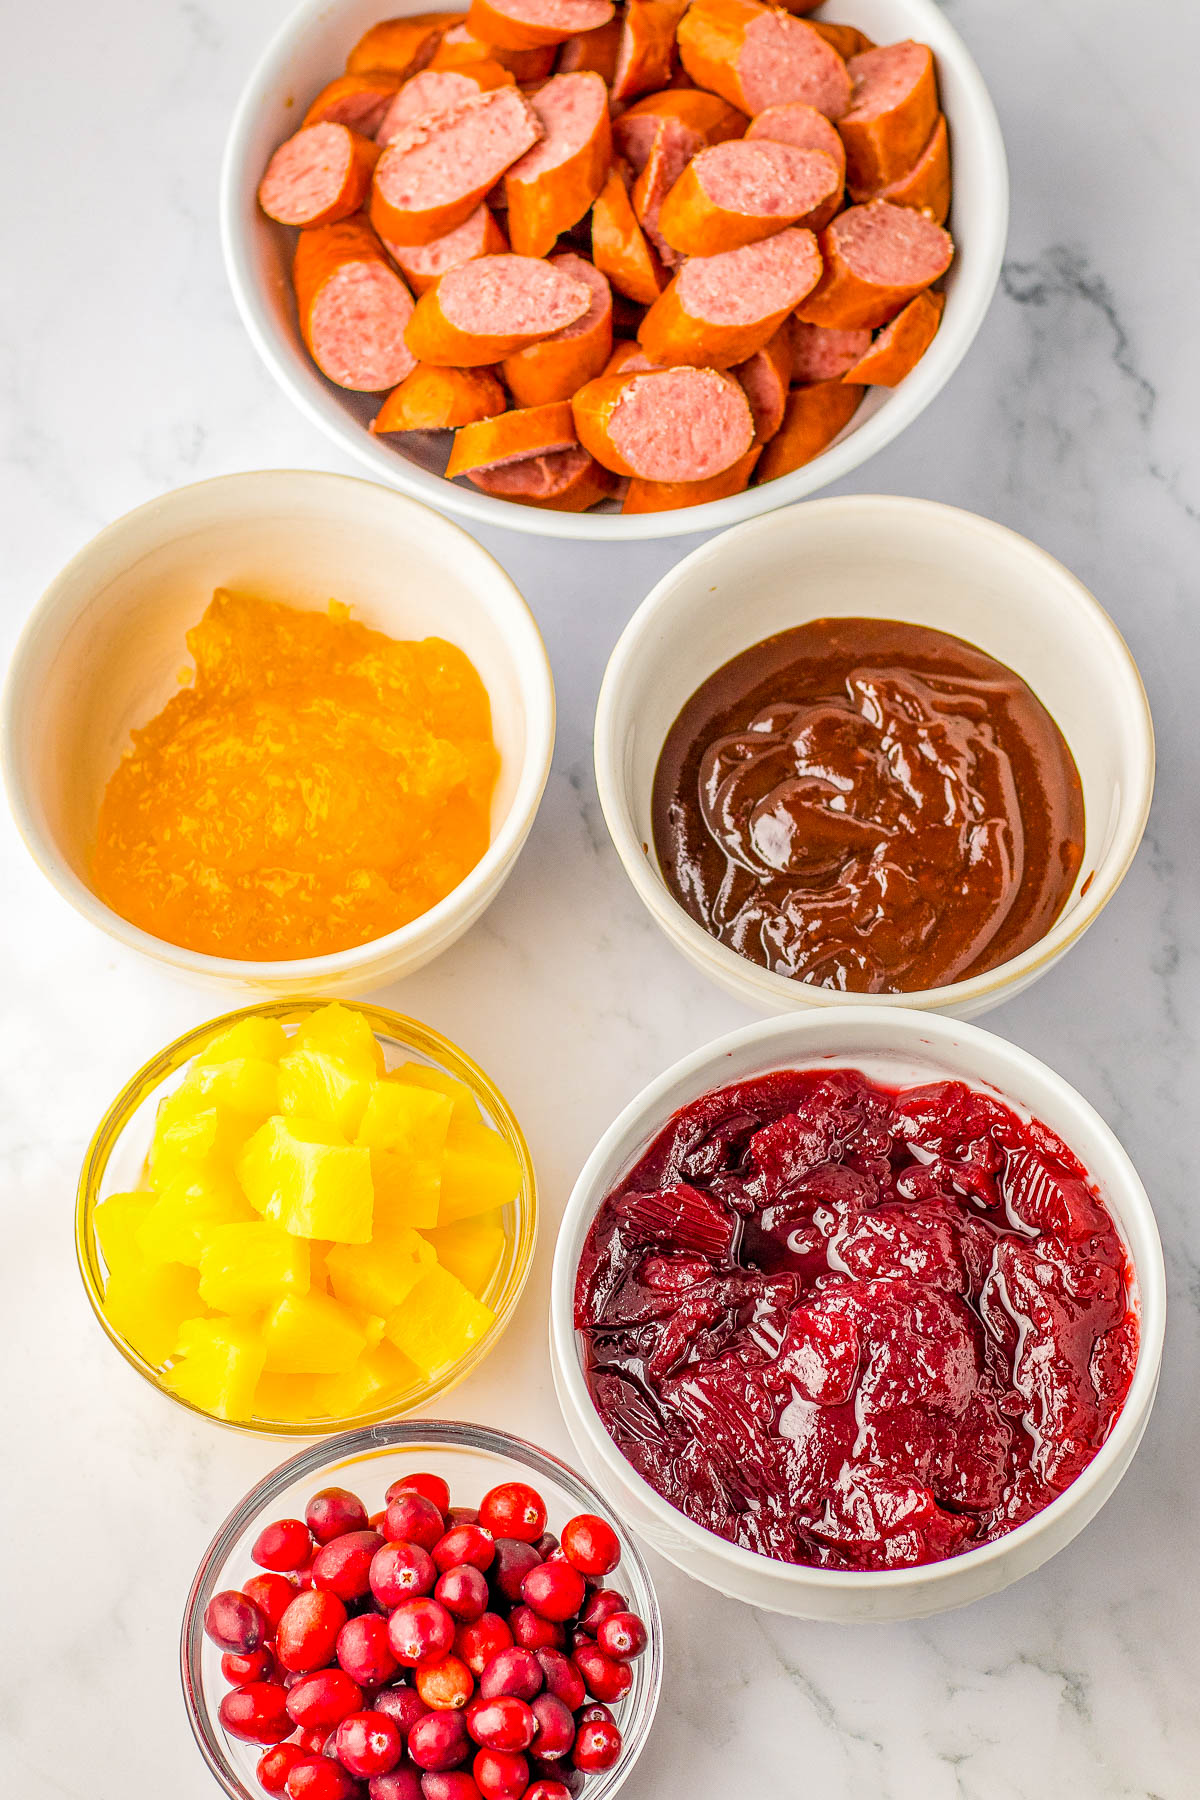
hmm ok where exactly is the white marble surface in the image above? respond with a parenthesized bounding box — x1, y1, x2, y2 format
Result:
(2, 1, 1198, 1794)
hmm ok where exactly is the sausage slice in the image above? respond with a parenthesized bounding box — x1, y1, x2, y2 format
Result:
(572, 365, 755, 479)
(745, 101, 846, 188)
(294, 219, 417, 391)
(841, 288, 944, 385)
(466, 445, 617, 508)
(504, 72, 612, 256)
(370, 85, 542, 245)
(431, 21, 558, 78)
(788, 318, 872, 380)
(372, 363, 508, 431)
(346, 14, 454, 77)
(446, 399, 578, 475)
(638, 225, 822, 366)
(677, 0, 852, 120)
(376, 62, 513, 141)
(838, 40, 938, 192)
(854, 112, 950, 223)
(610, 0, 690, 104)
(558, 16, 624, 79)
(258, 123, 380, 228)
(465, 0, 615, 53)
(383, 204, 509, 293)
(302, 71, 407, 134)
(731, 326, 791, 438)
(503, 253, 613, 403)
(591, 165, 667, 305)
(658, 140, 841, 255)
(795, 199, 953, 329)
(622, 445, 761, 510)
(405, 252, 593, 361)
(756, 377, 864, 479)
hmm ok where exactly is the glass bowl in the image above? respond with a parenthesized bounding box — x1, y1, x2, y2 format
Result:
(76, 1001, 537, 1435)
(181, 1420, 663, 1800)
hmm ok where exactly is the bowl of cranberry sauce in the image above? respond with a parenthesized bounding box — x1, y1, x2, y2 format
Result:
(550, 1011, 1164, 1621)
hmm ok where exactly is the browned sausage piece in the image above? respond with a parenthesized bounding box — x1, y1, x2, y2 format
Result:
(731, 326, 790, 439)
(676, 0, 852, 121)
(838, 41, 938, 192)
(346, 14, 457, 77)
(795, 199, 952, 329)
(610, 0, 689, 104)
(502, 253, 612, 404)
(445, 399, 578, 475)
(603, 339, 664, 374)
(370, 85, 541, 245)
(658, 140, 841, 255)
(431, 21, 558, 78)
(622, 444, 761, 510)
(745, 101, 845, 186)
(557, 17, 623, 79)
(382, 205, 509, 293)
(840, 288, 945, 385)
(371, 363, 508, 430)
(638, 226, 822, 366)
(466, 445, 617, 508)
(854, 112, 950, 223)
(376, 62, 513, 141)
(405, 252, 592, 362)
(808, 20, 873, 57)
(788, 318, 872, 380)
(755, 377, 864, 479)
(504, 71, 612, 256)
(572, 365, 755, 479)
(302, 71, 407, 134)
(612, 87, 747, 169)
(591, 164, 667, 306)
(259, 123, 380, 227)
(466, 0, 614, 53)
(294, 219, 418, 391)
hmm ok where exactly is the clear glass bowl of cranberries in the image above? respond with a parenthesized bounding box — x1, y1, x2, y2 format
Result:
(181, 1419, 662, 1800)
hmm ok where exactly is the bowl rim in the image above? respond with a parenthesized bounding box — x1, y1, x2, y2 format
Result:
(76, 998, 539, 1435)
(180, 1418, 664, 1800)
(593, 493, 1156, 1012)
(219, 0, 1010, 541)
(548, 1005, 1167, 1593)
(0, 467, 556, 981)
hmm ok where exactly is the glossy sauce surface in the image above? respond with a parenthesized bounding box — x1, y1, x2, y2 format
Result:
(652, 619, 1085, 993)
(575, 1069, 1137, 1571)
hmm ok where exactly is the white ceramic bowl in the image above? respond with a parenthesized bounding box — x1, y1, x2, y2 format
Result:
(594, 495, 1154, 1018)
(2, 469, 554, 994)
(220, 0, 1008, 541)
(549, 1008, 1166, 1621)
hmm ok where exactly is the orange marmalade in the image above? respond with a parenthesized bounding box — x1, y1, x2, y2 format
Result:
(92, 590, 498, 960)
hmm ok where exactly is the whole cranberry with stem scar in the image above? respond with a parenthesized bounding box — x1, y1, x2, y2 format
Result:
(573, 1717, 622, 1773)
(407, 1709, 472, 1772)
(371, 1684, 430, 1737)
(385, 1493, 446, 1553)
(576, 1702, 614, 1727)
(478, 1647, 543, 1703)
(312, 1530, 385, 1602)
(306, 1489, 370, 1545)
(218, 1681, 293, 1744)
(456, 1614, 513, 1676)
(436, 1564, 490, 1622)
(530, 1763, 582, 1799)
(204, 1590, 268, 1654)
(508, 1607, 564, 1652)
(337, 1613, 400, 1687)
(472, 1748, 529, 1800)
(446, 1507, 480, 1529)
(421, 1774, 484, 1800)
(529, 1694, 575, 1762)
(578, 1589, 625, 1635)
(368, 1771, 423, 1800)
(387, 1473, 451, 1515)
(479, 1482, 547, 1545)
(416, 1654, 475, 1712)
(533, 1650, 585, 1713)
(521, 1562, 586, 1623)
(257, 1743, 306, 1793)
(285, 1669, 363, 1731)
(559, 1515, 620, 1579)
(244, 1572, 298, 1631)
(525, 1782, 572, 1800)
(334, 1710, 404, 1778)
(284, 1756, 358, 1800)
(388, 1598, 456, 1668)
(433, 1525, 495, 1575)
(253, 1518, 314, 1572)
(597, 1611, 648, 1661)
(489, 1540, 541, 1605)
(532, 1534, 559, 1562)
(221, 1647, 275, 1684)
(276, 1590, 349, 1674)
(573, 1643, 632, 1704)
(371, 1541, 437, 1607)
(466, 1695, 537, 1753)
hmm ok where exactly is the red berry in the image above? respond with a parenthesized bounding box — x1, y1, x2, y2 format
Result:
(529, 1764, 582, 1799)
(456, 1614, 514, 1677)
(416, 1655, 475, 1712)
(572, 1643, 631, 1704)
(338, 1614, 400, 1688)
(285, 1756, 357, 1800)
(221, 1647, 275, 1684)
(435, 1565, 489, 1624)
(573, 1718, 621, 1773)
(478, 1648, 542, 1703)
(253, 1518, 314, 1572)
(371, 1541, 437, 1607)
(244, 1572, 298, 1631)
(532, 1651, 584, 1713)
(388, 1599, 456, 1668)
(597, 1611, 647, 1661)
(407, 1710, 472, 1772)
(369, 1772, 423, 1800)
(306, 1488, 370, 1545)
(529, 1695, 574, 1763)
(479, 1483, 547, 1546)
(387, 1473, 451, 1515)
(559, 1515, 620, 1580)
(276, 1591, 349, 1674)
(204, 1589, 268, 1654)
(466, 1695, 536, 1754)
(489, 1540, 541, 1605)
(576, 1703, 614, 1727)
(258, 1743, 306, 1793)
(286, 1669, 364, 1731)
(520, 1563, 585, 1624)
(335, 1710, 404, 1778)
(312, 1530, 385, 1603)
(295, 1729, 328, 1755)
(371, 1685, 430, 1737)
(472, 1748, 529, 1800)
(420, 1776, 483, 1800)
(433, 1526, 495, 1576)
(532, 1535, 559, 1562)
(385, 1493, 446, 1553)
(525, 1783, 571, 1800)
(577, 1589, 625, 1635)
(218, 1681, 293, 1744)
(508, 1607, 564, 1652)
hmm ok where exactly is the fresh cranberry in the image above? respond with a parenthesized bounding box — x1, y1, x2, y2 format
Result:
(306, 1488, 370, 1545)
(489, 1540, 541, 1605)
(520, 1563, 585, 1624)
(576, 1703, 614, 1727)
(508, 1607, 564, 1652)
(529, 1764, 581, 1799)
(284, 1756, 358, 1800)
(446, 1507, 480, 1528)
(532, 1652, 584, 1713)
(389, 1599, 456, 1668)
(567, 1628, 592, 1653)
(416, 1655, 475, 1712)
(204, 1589, 268, 1654)
(369, 1771, 423, 1800)
(436, 1564, 489, 1623)
(253, 1518, 314, 1572)
(225, 1646, 276, 1684)
(286, 1670, 364, 1731)
(596, 1611, 647, 1661)
(387, 1474, 451, 1515)
(371, 1541, 437, 1607)
(572, 1643, 631, 1704)
(407, 1710, 472, 1772)
(466, 1695, 536, 1754)
(296, 1728, 328, 1754)
(335, 1710, 405, 1778)
(312, 1530, 385, 1603)
(456, 1614, 514, 1676)
(573, 1718, 621, 1773)
(472, 1749, 529, 1800)
(529, 1695, 574, 1763)
(218, 1681, 293, 1744)
(558, 1516, 620, 1579)
(479, 1483, 547, 1546)
(385, 1494, 446, 1553)
(244, 1571, 298, 1630)
(371, 1685, 430, 1737)
(276, 1591, 349, 1674)
(478, 1648, 542, 1703)
(433, 1526, 495, 1576)
(577, 1589, 625, 1634)
(524, 1783, 572, 1800)
(338, 1614, 400, 1687)
(258, 1743, 307, 1793)
(419, 1775, 482, 1800)
(370, 1511, 388, 1532)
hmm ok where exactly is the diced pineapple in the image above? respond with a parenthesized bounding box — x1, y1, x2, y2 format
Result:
(357, 1082, 452, 1231)
(311, 1341, 420, 1418)
(237, 1117, 373, 1243)
(386, 1265, 495, 1378)
(278, 1048, 374, 1138)
(167, 1056, 281, 1127)
(150, 1106, 243, 1181)
(103, 1262, 203, 1366)
(198, 1220, 310, 1314)
(393, 1062, 483, 1136)
(165, 1317, 265, 1420)
(262, 1290, 368, 1374)
(437, 1124, 521, 1225)
(138, 1165, 254, 1267)
(194, 1017, 288, 1067)
(326, 1230, 433, 1319)
(370, 1154, 441, 1232)
(253, 1371, 324, 1421)
(94, 1192, 155, 1274)
(421, 1212, 506, 1297)
(294, 1004, 384, 1080)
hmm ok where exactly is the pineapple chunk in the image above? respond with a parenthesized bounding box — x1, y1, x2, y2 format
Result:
(167, 1056, 281, 1127)
(294, 1004, 384, 1079)
(198, 1220, 310, 1313)
(357, 1082, 452, 1232)
(103, 1262, 203, 1366)
(326, 1230, 433, 1319)
(138, 1165, 254, 1267)
(421, 1212, 506, 1297)
(311, 1341, 420, 1418)
(262, 1290, 368, 1374)
(386, 1265, 495, 1378)
(165, 1317, 265, 1420)
(94, 1192, 155, 1274)
(237, 1117, 373, 1243)
(253, 1371, 324, 1421)
(278, 1048, 374, 1138)
(195, 1017, 288, 1067)
(438, 1124, 521, 1225)
(150, 1105, 245, 1179)
(394, 1062, 483, 1136)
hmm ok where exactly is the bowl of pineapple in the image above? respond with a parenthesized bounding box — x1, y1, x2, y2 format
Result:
(76, 1000, 537, 1432)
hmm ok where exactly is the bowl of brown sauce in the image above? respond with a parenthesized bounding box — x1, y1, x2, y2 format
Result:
(594, 496, 1153, 1017)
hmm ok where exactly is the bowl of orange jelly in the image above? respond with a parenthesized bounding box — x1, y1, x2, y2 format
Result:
(77, 999, 537, 1433)
(2, 470, 554, 992)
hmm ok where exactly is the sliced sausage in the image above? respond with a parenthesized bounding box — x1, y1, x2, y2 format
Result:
(638, 225, 821, 366)
(346, 14, 457, 77)
(445, 398, 578, 474)
(572, 365, 754, 479)
(370, 85, 541, 245)
(756, 377, 864, 479)
(855, 112, 950, 223)
(405, 252, 593, 361)
(465, 0, 615, 53)
(841, 287, 944, 385)
(630, 129, 691, 266)
(431, 21, 559, 78)
(731, 326, 790, 438)
(504, 71, 612, 256)
(502, 253, 613, 402)
(557, 17, 623, 79)
(788, 318, 872, 380)
(258, 123, 380, 227)
(372, 363, 508, 430)
(622, 444, 761, 510)
(383, 205, 508, 292)
(745, 101, 845, 191)
(376, 62, 513, 141)
(676, 0, 852, 121)
(658, 140, 841, 255)
(302, 71, 407, 134)
(466, 444, 617, 507)
(591, 164, 667, 305)
(612, 87, 747, 168)
(610, 0, 690, 104)
(795, 199, 953, 329)
(838, 41, 938, 192)
(808, 20, 873, 58)
(603, 339, 663, 374)
(294, 218, 417, 391)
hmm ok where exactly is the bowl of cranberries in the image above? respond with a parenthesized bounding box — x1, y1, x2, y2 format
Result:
(550, 1007, 1165, 1622)
(182, 1420, 662, 1800)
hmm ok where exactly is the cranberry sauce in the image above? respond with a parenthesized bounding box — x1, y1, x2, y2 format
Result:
(574, 1070, 1137, 1571)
